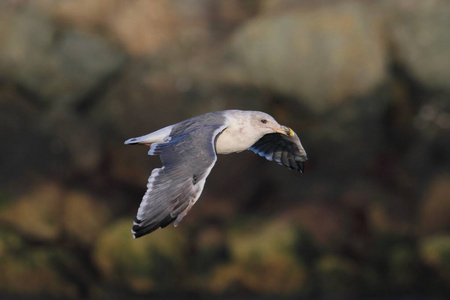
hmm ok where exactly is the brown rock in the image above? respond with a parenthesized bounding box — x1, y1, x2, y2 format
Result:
(62, 190, 111, 246)
(0, 182, 64, 241)
(226, 1, 387, 113)
(52, 0, 212, 56)
(383, 0, 450, 92)
(0, 182, 112, 245)
(0, 4, 125, 105)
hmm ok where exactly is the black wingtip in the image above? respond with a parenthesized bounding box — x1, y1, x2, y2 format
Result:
(131, 215, 177, 239)
(294, 155, 308, 173)
(298, 162, 305, 173)
(132, 217, 157, 238)
(132, 224, 158, 238)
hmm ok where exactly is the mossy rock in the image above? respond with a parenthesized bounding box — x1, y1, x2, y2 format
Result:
(0, 183, 64, 241)
(192, 226, 230, 274)
(0, 228, 25, 256)
(207, 218, 308, 295)
(227, 218, 297, 262)
(386, 244, 419, 290)
(0, 247, 78, 297)
(62, 190, 112, 246)
(420, 235, 450, 283)
(93, 218, 188, 293)
(209, 256, 307, 295)
(316, 255, 359, 296)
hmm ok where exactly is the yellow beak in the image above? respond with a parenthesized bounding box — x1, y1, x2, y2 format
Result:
(276, 126, 294, 137)
(288, 127, 294, 137)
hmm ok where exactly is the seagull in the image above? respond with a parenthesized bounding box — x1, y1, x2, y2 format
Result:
(125, 110, 307, 238)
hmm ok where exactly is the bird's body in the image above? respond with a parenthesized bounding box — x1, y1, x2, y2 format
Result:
(125, 110, 307, 238)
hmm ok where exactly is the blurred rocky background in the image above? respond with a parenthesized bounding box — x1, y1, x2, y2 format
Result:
(1, 0, 449, 299)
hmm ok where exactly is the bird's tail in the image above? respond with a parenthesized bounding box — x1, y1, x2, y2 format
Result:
(124, 125, 173, 145)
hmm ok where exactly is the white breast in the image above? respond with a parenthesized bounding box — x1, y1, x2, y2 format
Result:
(215, 125, 263, 154)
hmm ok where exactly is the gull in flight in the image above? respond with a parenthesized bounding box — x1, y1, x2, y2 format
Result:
(125, 110, 307, 238)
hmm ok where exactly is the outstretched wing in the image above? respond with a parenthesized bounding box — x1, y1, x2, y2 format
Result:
(131, 114, 228, 238)
(248, 132, 307, 173)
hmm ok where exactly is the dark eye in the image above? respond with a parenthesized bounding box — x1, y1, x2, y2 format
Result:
(261, 119, 268, 124)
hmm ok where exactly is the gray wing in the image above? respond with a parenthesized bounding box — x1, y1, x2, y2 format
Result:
(132, 113, 228, 238)
(248, 132, 307, 173)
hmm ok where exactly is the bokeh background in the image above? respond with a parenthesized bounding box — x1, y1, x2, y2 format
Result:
(1, 0, 450, 299)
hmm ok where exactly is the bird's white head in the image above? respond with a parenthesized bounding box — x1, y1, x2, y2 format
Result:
(216, 110, 295, 154)
(247, 111, 294, 137)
